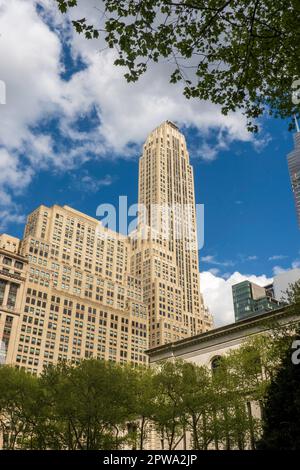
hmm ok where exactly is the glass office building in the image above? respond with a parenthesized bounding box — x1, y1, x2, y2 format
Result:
(232, 280, 282, 322)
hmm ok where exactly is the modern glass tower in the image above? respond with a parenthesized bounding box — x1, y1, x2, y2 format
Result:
(287, 117, 300, 228)
(232, 280, 283, 322)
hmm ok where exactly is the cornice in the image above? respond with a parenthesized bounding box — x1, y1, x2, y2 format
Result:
(146, 307, 299, 358)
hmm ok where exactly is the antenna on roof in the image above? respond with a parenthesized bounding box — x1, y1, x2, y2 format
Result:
(294, 114, 300, 133)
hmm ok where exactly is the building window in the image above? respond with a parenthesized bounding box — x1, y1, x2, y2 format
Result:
(0, 280, 6, 305)
(7, 283, 18, 308)
(15, 261, 23, 270)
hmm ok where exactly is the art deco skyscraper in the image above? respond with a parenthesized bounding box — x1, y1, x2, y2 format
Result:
(287, 117, 300, 228)
(130, 121, 213, 348)
(0, 121, 212, 372)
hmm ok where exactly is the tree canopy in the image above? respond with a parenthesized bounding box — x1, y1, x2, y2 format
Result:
(258, 330, 300, 449)
(1, 283, 300, 450)
(55, 0, 300, 132)
(0, 328, 289, 450)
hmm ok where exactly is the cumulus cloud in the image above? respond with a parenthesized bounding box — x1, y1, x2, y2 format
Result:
(273, 259, 300, 275)
(202, 255, 234, 267)
(72, 172, 116, 193)
(0, 0, 63, 150)
(200, 271, 273, 327)
(0, 147, 33, 227)
(0, 0, 271, 228)
(272, 265, 287, 275)
(269, 255, 288, 261)
(0, 210, 26, 231)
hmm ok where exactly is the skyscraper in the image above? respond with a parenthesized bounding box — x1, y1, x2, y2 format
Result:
(131, 121, 212, 347)
(0, 121, 212, 372)
(287, 117, 300, 228)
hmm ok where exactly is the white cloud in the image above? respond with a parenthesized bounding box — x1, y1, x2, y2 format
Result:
(0, 0, 63, 151)
(0, 0, 271, 227)
(202, 255, 234, 267)
(273, 265, 287, 275)
(0, 210, 26, 231)
(0, 0, 64, 227)
(272, 259, 300, 275)
(0, 148, 33, 228)
(200, 271, 273, 327)
(252, 132, 272, 152)
(0, 148, 33, 191)
(207, 268, 221, 276)
(67, 51, 254, 155)
(76, 173, 116, 193)
(268, 255, 288, 261)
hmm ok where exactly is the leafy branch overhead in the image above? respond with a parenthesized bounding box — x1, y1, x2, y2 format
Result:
(56, 0, 300, 132)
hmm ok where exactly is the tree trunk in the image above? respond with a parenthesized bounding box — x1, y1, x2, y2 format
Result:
(192, 415, 200, 450)
(202, 412, 208, 450)
(247, 401, 256, 450)
(223, 408, 230, 450)
(160, 428, 164, 450)
(213, 408, 219, 450)
(140, 417, 145, 450)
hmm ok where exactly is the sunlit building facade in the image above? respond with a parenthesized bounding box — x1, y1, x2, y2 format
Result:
(2, 205, 148, 374)
(0, 234, 27, 365)
(131, 121, 213, 347)
(0, 122, 212, 373)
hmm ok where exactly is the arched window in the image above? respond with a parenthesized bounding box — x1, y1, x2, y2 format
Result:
(211, 355, 222, 373)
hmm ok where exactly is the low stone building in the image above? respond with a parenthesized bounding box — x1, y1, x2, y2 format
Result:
(145, 306, 300, 450)
(146, 306, 299, 367)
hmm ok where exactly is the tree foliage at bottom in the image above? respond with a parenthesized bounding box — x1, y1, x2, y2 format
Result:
(259, 332, 300, 450)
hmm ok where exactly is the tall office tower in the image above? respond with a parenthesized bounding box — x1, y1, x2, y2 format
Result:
(8, 205, 148, 374)
(287, 117, 300, 228)
(131, 121, 213, 348)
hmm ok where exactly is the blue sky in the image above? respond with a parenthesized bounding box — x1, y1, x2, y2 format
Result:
(0, 0, 299, 324)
